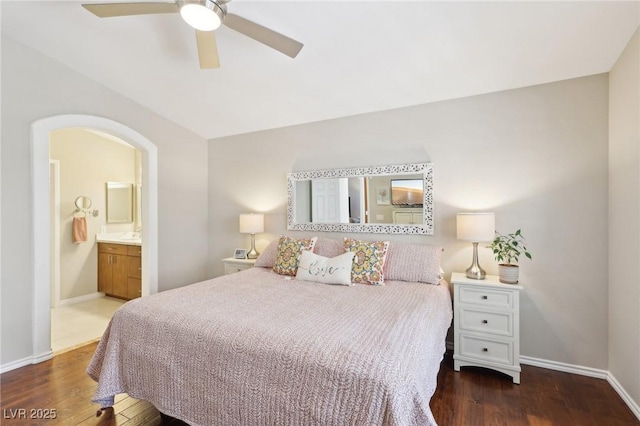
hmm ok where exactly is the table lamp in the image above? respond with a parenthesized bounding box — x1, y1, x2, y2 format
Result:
(456, 212, 495, 279)
(239, 213, 264, 259)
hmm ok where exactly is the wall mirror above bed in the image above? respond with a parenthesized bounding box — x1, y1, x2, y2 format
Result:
(287, 163, 433, 235)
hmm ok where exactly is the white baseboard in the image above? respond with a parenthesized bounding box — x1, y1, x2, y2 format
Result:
(520, 355, 608, 379)
(608, 372, 640, 420)
(0, 350, 53, 374)
(58, 292, 104, 307)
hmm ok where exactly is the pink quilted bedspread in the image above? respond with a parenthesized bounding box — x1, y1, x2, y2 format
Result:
(87, 268, 452, 426)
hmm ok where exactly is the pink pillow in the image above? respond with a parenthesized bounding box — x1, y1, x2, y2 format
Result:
(313, 237, 345, 258)
(384, 243, 443, 285)
(254, 239, 278, 268)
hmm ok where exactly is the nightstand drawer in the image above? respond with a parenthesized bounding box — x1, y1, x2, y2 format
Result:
(459, 308, 513, 336)
(224, 263, 251, 274)
(459, 286, 513, 309)
(459, 334, 514, 365)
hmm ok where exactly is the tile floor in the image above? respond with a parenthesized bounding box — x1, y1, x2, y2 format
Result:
(51, 296, 125, 353)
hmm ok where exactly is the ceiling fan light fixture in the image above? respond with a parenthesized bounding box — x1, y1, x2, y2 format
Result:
(180, 0, 224, 31)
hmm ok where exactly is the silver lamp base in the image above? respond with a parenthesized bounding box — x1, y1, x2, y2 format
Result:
(246, 233, 260, 259)
(465, 241, 486, 280)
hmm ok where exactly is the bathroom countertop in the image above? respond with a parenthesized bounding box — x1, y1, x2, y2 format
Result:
(96, 232, 142, 246)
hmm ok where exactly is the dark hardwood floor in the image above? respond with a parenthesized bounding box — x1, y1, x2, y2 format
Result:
(1, 342, 638, 425)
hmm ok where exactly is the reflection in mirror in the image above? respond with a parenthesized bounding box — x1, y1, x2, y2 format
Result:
(106, 182, 133, 223)
(287, 163, 433, 235)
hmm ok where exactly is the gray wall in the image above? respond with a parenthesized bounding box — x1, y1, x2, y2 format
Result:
(1, 36, 210, 366)
(209, 74, 610, 370)
(609, 29, 640, 407)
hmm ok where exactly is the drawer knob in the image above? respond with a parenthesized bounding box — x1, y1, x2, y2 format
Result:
(482, 320, 488, 324)
(481, 295, 488, 300)
(482, 348, 488, 352)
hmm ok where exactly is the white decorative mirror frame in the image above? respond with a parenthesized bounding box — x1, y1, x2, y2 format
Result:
(287, 163, 434, 235)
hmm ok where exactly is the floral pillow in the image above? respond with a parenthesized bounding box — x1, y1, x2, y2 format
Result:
(272, 236, 317, 276)
(344, 237, 390, 285)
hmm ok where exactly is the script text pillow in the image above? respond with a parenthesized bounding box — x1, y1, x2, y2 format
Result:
(273, 236, 317, 276)
(296, 250, 355, 286)
(344, 237, 390, 285)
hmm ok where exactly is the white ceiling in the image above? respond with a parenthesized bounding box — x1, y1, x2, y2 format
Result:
(2, 1, 639, 140)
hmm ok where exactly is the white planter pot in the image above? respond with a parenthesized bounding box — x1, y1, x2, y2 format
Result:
(498, 264, 519, 284)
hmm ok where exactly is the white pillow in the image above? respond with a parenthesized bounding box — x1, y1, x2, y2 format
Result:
(295, 250, 355, 286)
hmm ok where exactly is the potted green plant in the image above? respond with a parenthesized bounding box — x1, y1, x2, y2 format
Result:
(489, 229, 532, 284)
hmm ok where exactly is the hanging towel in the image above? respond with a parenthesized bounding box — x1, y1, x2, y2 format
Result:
(72, 217, 87, 243)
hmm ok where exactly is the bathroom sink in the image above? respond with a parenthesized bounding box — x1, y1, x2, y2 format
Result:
(120, 232, 141, 240)
(96, 232, 142, 245)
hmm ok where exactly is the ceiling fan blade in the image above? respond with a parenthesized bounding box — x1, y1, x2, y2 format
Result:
(82, 2, 179, 18)
(224, 13, 303, 59)
(195, 30, 220, 69)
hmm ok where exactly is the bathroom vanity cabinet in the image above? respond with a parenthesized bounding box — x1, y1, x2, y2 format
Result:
(98, 242, 142, 300)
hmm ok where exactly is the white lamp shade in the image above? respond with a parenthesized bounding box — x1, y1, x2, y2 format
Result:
(456, 212, 495, 242)
(239, 213, 264, 234)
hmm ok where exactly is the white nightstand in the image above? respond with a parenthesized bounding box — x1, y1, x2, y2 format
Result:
(451, 272, 523, 384)
(222, 257, 256, 275)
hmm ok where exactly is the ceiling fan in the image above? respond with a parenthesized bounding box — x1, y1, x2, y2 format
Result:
(81, 0, 304, 69)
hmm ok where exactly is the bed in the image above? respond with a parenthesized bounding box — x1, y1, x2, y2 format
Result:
(87, 237, 453, 426)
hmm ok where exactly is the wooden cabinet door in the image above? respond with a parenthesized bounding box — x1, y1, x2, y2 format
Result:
(127, 256, 142, 279)
(127, 277, 141, 300)
(111, 254, 128, 299)
(98, 253, 112, 294)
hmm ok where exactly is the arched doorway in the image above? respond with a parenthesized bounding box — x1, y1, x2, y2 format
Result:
(31, 115, 158, 360)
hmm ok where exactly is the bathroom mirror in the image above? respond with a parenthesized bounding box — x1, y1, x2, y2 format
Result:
(287, 163, 433, 235)
(74, 195, 92, 210)
(106, 182, 133, 223)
